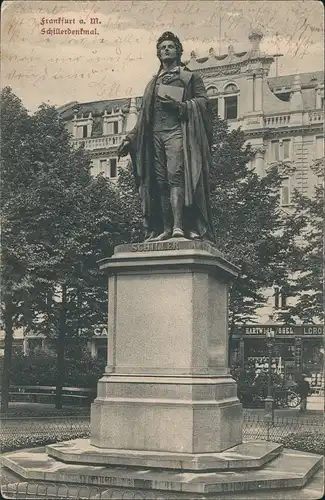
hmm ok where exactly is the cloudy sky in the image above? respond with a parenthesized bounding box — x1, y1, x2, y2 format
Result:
(1, 0, 324, 112)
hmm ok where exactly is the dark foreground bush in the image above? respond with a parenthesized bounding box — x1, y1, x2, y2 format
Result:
(9, 349, 106, 387)
(280, 431, 325, 455)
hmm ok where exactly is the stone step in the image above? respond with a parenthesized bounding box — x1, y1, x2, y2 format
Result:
(1, 469, 324, 500)
(1, 445, 323, 495)
(46, 439, 283, 471)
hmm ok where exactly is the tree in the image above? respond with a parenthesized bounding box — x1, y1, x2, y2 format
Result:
(280, 175, 324, 323)
(1, 87, 35, 411)
(21, 104, 125, 408)
(1, 88, 124, 409)
(116, 162, 143, 243)
(208, 118, 300, 361)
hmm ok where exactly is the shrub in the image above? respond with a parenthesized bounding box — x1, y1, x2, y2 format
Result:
(280, 431, 325, 455)
(9, 349, 106, 388)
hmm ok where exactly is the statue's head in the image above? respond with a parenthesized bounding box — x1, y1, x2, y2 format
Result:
(156, 31, 183, 64)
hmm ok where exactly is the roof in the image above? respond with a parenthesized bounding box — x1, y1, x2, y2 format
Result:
(58, 71, 323, 119)
(268, 71, 324, 91)
(59, 97, 143, 120)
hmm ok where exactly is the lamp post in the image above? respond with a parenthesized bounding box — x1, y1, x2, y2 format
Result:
(264, 329, 275, 427)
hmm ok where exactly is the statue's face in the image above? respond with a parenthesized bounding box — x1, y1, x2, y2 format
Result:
(158, 40, 177, 62)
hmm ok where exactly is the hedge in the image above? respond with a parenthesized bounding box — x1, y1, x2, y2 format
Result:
(8, 349, 106, 388)
(1, 428, 90, 454)
(280, 431, 325, 455)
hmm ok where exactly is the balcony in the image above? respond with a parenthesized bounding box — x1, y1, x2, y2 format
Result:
(264, 115, 291, 128)
(72, 134, 124, 150)
(308, 111, 324, 124)
(263, 110, 324, 129)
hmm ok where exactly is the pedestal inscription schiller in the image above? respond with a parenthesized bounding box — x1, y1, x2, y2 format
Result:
(90, 239, 243, 457)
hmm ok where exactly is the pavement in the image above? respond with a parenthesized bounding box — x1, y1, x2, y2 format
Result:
(244, 394, 324, 419)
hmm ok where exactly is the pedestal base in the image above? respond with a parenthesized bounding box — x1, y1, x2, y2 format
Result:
(46, 439, 283, 471)
(1, 442, 323, 498)
(90, 375, 242, 454)
(93, 241, 243, 455)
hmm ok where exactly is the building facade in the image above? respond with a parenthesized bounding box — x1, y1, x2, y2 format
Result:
(232, 323, 324, 393)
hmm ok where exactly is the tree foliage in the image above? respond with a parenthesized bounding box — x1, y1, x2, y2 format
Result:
(1, 87, 124, 409)
(209, 118, 299, 329)
(281, 181, 324, 323)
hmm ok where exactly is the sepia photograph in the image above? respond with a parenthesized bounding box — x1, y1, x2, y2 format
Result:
(0, 0, 324, 498)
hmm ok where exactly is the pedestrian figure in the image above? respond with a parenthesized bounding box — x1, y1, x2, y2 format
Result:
(296, 374, 310, 412)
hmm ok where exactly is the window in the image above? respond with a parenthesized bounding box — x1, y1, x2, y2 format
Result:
(271, 140, 280, 161)
(280, 177, 291, 206)
(82, 125, 88, 138)
(270, 139, 291, 162)
(274, 286, 288, 309)
(99, 159, 107, 175)
(210, 98, 218, 117)
(207, 86, 218, 97)
(316, 136, 324, 159)
(224, 96, 237, 119)
(274, 286, 280, 309)
(282, 139, 291, 160)
(224, 83, 238, 93)
(106, 121, 119, 134)
(274, 92, 291, 102)
(281, 293, 287, 310)
(99, 158, 118, 178)
(110, 158, 117, 178)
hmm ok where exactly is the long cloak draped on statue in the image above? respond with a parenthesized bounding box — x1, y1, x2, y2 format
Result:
(127, 67, 215, 242)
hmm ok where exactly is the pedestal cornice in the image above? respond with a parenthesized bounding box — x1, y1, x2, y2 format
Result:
(98, 239, 239, 281)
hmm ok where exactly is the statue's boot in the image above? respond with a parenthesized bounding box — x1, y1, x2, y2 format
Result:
(188, 230, 201, 240)
(144, 231, 157, 242)
(150, 192, 172, 241)
(170, 186, 185, 238)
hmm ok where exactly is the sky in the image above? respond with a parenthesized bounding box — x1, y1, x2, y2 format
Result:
(1, 0, 324, 112)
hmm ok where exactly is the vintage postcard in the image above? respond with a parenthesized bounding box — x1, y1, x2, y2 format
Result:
(1, 1, 324, 498)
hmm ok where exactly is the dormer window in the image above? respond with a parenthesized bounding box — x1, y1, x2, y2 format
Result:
(274, 92, 291, 102)
(104, 120, 119, 135)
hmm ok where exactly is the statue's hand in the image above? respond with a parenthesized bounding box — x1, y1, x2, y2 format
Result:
(158, 95, 180, 109)
(158, 95, 186, 116)
(117, 139, 131, 160)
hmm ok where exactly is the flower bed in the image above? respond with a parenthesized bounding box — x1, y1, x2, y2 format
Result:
(280, 431, 325, 455)
(1, 428, 90, 453)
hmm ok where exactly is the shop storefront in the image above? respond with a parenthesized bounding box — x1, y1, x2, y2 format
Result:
(231, 324, 324, 392)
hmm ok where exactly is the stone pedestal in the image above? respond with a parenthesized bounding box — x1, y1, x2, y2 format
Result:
(90, 240, 242, 457)
(1, 239, 323, 498)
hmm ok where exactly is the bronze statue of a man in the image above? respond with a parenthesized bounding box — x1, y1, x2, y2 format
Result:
(118, 31, 215, 243)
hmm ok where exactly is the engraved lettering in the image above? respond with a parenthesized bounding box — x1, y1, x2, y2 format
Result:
(130, 241, 180, 252)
